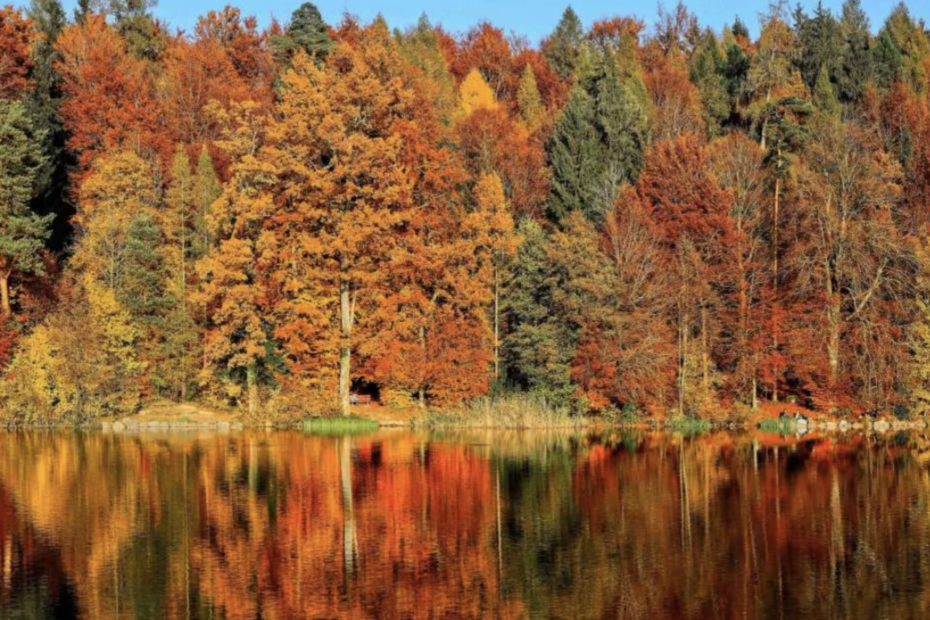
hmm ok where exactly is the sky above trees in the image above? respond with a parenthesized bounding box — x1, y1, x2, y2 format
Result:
(58, 0, 930, 42)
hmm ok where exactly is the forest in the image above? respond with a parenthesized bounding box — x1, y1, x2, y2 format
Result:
(2, 0, 930, 422)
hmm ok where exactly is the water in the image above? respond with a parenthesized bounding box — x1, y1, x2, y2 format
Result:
(1, 429, 930, 619)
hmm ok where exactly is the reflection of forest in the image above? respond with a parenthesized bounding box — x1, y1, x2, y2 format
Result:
(1, 430, 930, 619)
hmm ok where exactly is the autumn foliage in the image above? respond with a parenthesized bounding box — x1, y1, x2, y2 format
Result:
(4, 1, 930, 420)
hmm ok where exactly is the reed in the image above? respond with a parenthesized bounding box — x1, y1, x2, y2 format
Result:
(416, 394, 585, 430)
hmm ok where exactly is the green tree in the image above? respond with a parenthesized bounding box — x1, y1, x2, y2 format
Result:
(544, 7, 584, 80)
(547, 57, 647, 225)
(0, 100, 52, 317)
(836, 0, 872, 102)
(26, 0, 70, 250)
(813, 64, 840, 117)
(271, 2, 332, 63)
(792, 3, 842, 92)
(503, 219, 577, 407)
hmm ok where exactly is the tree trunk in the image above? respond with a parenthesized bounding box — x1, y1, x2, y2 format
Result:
(247, 363, 259, 417)
(418, 324, 427, 409)
(772, 174, 781, 404)
(339, 278, 352, 417)
(701, 305, 709, 389)
(0, 273, 10, 318)
(493, 267, 500, 383)
(678, 302, 688, 415)
(828, 301, 841, 411)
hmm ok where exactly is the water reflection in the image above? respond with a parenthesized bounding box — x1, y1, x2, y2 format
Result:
(1, 429, 930, 619)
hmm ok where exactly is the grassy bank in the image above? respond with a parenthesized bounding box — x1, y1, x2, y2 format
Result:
(301, 416, 380, 435)
(415, 394, 586, 430)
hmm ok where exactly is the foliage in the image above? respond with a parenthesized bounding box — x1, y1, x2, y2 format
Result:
(5, 3, 930, 423)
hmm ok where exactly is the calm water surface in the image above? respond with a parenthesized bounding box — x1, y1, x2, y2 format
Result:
(1, 429, 930, 619)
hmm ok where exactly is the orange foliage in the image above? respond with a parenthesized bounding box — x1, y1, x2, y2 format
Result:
(0, 6, 33, 99)
(55, 16, 167, 176)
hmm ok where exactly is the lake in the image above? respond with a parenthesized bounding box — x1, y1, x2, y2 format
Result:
(1, 429, 930, 619)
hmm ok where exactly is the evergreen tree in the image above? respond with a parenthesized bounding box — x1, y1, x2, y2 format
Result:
(547, 86, 600, 222)
(26, 0, 71, 251)
(104, 0, 163, 60)
(836, 0, 872, 102)
(793, 3, 842, 91)
(813, 64, 840, 117)
(272, 2, 332, 63)
(545, 7, 584, 80)
(503, 219, 577, 407)
(547, 57, 647, 225)
(0, 100, 52, 317)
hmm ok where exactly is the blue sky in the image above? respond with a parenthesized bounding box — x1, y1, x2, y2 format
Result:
(59, 1, 929, 43)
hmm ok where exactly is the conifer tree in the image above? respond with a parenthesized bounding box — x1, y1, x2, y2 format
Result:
(0, 100, 52, 318)
(545, 7, 584, 80)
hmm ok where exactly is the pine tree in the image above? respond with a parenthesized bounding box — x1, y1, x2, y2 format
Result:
(0, 100, 52, 317)
(503, 219, 577, 407)
(547, 57, 647, 225)
(813, 64, 841, 117)
(544, 7, 584, 80)
(26, 0, 71, 251)
(836, 0, 872, 102)
(272, 2, 332, 63)
(547, 86, 600, 222)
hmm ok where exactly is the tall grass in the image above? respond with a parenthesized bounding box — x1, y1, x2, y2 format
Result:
(416, 394, 585, 430)
(301, 416, 379, 435)
(757, 418, 797, 433)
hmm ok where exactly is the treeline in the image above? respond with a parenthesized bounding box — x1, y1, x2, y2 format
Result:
(2, 0, 930, 421)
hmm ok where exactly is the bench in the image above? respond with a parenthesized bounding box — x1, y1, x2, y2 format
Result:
(350, 394, 372, 406)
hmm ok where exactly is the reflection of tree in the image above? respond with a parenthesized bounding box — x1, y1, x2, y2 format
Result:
(3, 431, 930, 619)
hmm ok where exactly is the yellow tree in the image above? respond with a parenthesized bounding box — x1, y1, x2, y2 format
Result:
(460, 67, 499, 117)
(196, 101, 276, 416)
(471, 172, 518, 382)
(73, 151, 159, 293)
(263, 28, 414, 415)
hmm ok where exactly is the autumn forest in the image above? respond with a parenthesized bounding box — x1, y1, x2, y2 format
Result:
(3, 0, 930, 422)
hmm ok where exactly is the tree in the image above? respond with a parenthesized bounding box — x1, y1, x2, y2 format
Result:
(163, 145, 194, 301)
(793, 117, 911, 409)
(836, 0, 872, 102)
(547, 56, 648, 225)
(637, 136, 736, 417)
(261, 28, 415, 415)
(271, 2, 332, 64)
(26, 0, 71, 251)
(55, 15, 165, 176)
(197, 102, 275, 417)
(503, 220, 577, 407)
(0, 100, 52, 318)
(72, 151, 158, 295)
(516, 64, 545, 131)
(460, 68, 499, 116)
(544, 7, 584, 80)
(0, 6, 33, 100)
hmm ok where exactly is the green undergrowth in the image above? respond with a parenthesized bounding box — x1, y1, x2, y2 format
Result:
(301, 416, 380, 435)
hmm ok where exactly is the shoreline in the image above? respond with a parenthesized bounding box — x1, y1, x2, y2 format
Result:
(3, 417, 928, 434)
